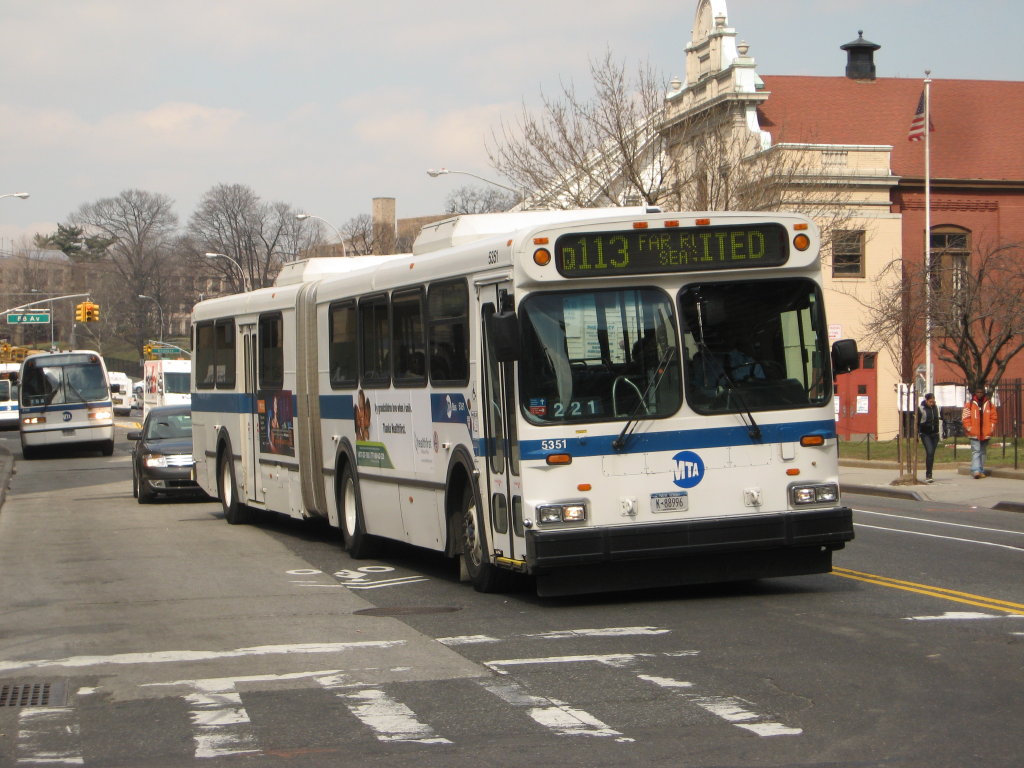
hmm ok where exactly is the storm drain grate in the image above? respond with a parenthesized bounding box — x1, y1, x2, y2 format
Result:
(0, 681, 69, 708)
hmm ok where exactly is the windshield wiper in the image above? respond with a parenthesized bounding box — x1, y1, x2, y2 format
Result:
(695, 342, 762, 441)
(612, 347, 675, 451)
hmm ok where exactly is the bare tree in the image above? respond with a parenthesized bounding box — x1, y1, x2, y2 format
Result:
(488, 49, 670, 209)
(187, 184, 317, 292)
(445, 185, 519, 215)
(69, 189, 179, 353)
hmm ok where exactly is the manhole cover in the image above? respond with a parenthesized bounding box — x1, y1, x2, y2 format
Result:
(353, 606, 462, 617)
(0, 681, 69, 708)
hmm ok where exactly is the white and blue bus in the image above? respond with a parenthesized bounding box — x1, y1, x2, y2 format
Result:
(18, 350, 116, 459)
(191, 208, 859, 596)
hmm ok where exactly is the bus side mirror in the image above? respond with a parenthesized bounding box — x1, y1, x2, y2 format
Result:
(110, 383, 122, 394)
(831, 339, 859, 375)
(489, 310, 521, 363)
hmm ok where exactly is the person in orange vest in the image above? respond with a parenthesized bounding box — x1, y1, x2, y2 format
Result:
(961, 387, 998, 478)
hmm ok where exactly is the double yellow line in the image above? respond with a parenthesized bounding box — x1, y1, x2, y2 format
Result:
(833, 567, 1024, 615)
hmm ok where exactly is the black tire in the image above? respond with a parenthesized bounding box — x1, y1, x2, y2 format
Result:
(137, 476, 155, 504)
(459, 484, 507, 593)
(218, 450, 250, 524)
(132, 464, 139, 498)
(100, 439, 114, 457)
(339, 463, 377, 558)
(20, 439, 38, 461)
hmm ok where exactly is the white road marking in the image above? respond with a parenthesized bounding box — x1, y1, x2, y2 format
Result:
(481, 680, 632, 742)
(0, 641, 405, 674)
(16, 707, 84, 765)
(345, 576, 430, 590)
(185, 680, 260, 759)
(484, 653, 657, 674)
(854, 509, 1024, 536)
(437, 626, 671, 646)
(437, 635, 500, 646)
(905, 611, 1019, 621)
(638, 675, 802, 737)
(316, 674, 451, 744)
(853, 523, 1023, 552)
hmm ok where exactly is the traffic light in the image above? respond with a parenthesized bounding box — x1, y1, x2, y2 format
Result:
(86, 302, 100, 322)
(75, 302, 88, 322)
(143, 344, 153, 358)
(0, 342, 10, 362)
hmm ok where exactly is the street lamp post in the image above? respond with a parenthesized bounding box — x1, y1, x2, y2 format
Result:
(296, 213, 347, 257)
(426, 168, 523, 199)
(204, 252, 251, 293)
(138, 294, 164, 342)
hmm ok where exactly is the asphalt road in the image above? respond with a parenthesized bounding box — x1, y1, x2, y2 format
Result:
(0, 423, 1021, 768)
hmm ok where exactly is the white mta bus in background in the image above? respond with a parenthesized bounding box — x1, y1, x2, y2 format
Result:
(108, 371, 133, 415)
(143, 358, 192, 417)
(19, 350, 115, 459)
(0, 362, 20, 429)
(191, 208, 860, 597)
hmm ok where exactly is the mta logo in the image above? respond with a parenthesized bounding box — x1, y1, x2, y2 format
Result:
(671, 450, 705, 489)
(63, 412, 73, 422)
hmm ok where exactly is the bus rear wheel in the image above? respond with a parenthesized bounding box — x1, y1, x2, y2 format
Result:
(339, 464, 376, 558)
(219, 452, 250, 525)
(459, 485, 507, 593)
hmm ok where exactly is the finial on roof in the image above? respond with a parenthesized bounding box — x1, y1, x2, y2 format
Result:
(840, 30, 881, 81)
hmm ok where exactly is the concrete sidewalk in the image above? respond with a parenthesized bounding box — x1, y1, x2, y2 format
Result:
(841, 460, 1024, 512)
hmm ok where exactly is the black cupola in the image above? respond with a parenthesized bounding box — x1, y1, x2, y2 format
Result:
(841, 31, 881, 81)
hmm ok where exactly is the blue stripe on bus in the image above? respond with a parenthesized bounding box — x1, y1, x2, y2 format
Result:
(191, 392, 253, 412)
(20, 400, 112, 414)
(518, 419, 837, 460)
(320, 394, 354, 420)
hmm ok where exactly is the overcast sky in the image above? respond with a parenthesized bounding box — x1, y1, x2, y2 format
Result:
(2, 0, 1021, 249)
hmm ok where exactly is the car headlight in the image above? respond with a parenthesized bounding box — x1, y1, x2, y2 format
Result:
(143, 454, 170, 468)
(536, 502, 587, 524)
(790, 483, 840, 506)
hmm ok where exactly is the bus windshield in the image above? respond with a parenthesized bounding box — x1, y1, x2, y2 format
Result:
(20, 354, 109, 407)
(680, 278, 831, 414)
(518, 288, 682, 424)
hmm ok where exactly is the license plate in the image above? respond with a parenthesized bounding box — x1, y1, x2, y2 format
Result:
(651, 491, 688, 513)
(62, 429, 76, 436)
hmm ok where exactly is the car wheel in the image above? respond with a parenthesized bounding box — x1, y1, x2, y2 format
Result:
(137, 476, 155, 504)
(459, 484, 509, 593)
(132, 464, 139, 498)
(339, 463, 377, 558)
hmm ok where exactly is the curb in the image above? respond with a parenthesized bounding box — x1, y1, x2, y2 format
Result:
(841, 483, 922, 501)
(0, 443, 13, 512)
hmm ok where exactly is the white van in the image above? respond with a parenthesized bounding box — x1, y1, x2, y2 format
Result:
(143, 359, 192, 417)
(108, 371, 133, 416)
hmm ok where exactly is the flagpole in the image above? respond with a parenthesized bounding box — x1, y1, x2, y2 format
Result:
(923, 71, 933, 394)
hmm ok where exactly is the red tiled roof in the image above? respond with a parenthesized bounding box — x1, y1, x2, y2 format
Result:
(757, 76, 1024, 181)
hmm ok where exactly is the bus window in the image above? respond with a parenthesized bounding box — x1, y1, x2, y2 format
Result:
(359, 295, 390, 387)
(215, 320, 236, 387)
(329, 301, 358, 388)
(518, 288, 681, 424)
(195, 322, 216, 388)
(259, 313, 284, 389)
(680, 279, 831, 413)
(392, 288, 426, 387)
(428, 280, 469, 384)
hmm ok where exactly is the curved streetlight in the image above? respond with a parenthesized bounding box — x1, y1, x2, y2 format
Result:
(296, 213, 347, 257)
(204, 252, 251, 293)
(1, 192, 30, 201)
(426, 168, 521, 196)
(138, 294, 164, 342)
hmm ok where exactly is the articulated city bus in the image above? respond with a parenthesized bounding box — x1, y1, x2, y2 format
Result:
(18, 350, 115, 459)
(191, 208, 859, 596)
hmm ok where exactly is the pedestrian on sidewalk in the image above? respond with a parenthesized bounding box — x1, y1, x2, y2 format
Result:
(917, 393, 940, 482)
(962, 387, 998, 479)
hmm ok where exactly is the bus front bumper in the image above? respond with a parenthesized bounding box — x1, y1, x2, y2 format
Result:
(525, 506, 854, 596)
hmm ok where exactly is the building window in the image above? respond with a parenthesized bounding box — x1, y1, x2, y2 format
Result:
(832, 230, 865, 278)
(930, 227, 970, 293)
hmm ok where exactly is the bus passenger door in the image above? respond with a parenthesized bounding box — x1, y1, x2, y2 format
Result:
(242, 326, 265, 505)
(480, 285, 524, 564)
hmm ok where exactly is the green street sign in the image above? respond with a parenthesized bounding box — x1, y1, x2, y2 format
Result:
(6, 312, 51, 324)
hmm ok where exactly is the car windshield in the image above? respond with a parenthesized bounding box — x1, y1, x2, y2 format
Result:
(145, 412, 192, 440)
(679, 278, 832, 414)
(518, 288, 681, 424)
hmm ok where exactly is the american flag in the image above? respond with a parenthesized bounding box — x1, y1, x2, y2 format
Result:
(907, 90, 931, 141)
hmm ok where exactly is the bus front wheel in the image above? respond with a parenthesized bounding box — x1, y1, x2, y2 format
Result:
(219, 452, 249, 525)
(459, 485, 506, 593)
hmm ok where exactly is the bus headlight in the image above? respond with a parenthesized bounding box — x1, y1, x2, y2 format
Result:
(536, 502, 587, 524)
(790, 484, 839, 505)
(88, 408, 112, 420)
(22, 416, 46, 425)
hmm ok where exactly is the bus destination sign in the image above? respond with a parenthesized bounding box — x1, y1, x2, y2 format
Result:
(554, 223, 790, 278)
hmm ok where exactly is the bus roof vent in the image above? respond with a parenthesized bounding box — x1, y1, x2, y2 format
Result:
(274, 255, 408, 286)
(412, 208, 659, 255)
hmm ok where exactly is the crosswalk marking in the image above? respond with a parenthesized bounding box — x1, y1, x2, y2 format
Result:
(480, 679, 632, 742)
(185, 681, 260, 759)
(16, 707, 84, 766)
(317, 673, 451, 744)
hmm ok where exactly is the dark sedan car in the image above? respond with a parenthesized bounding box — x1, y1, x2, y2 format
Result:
(128, 404, 205, 503)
